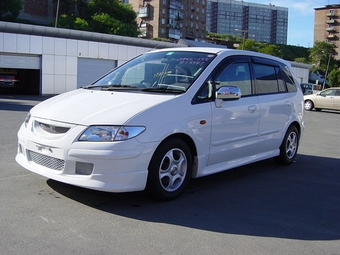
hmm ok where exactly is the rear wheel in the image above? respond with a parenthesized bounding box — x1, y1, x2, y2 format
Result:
(146, 138, 193, 201)
(304, 100, 314, 111)
(275, 125, 299, 165)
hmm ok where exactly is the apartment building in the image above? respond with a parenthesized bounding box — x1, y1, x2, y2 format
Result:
(314, 4, 340, 59)
(130, 0, 207, 41)
(206, 0, 288, 44)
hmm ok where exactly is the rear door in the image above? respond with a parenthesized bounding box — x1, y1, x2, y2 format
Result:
(334, 89, 340, 110)
(251, 57, 296, 152)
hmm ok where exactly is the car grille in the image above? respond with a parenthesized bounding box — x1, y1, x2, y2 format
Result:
(27, 150, 65, 171)
(38, 122, 70, 134)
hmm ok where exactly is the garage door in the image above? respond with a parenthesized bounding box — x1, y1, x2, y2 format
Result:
(0, 54, 40, 69)
(77, 58, 117, 88)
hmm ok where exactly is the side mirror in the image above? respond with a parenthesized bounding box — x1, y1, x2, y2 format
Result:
(216, 86, 241, 100)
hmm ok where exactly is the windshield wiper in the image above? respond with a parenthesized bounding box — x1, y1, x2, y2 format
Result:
(142, 86, 186, 93)
(83, 84, 138, 90)
(101, 84, 139, 90)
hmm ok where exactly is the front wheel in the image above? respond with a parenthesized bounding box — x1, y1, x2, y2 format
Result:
(275, 126, 299, 165)
(146, 139, 193, 201)
(304, 100, 314, 111)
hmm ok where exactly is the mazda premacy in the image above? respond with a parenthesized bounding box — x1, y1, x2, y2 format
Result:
(16, 48, 305, 200)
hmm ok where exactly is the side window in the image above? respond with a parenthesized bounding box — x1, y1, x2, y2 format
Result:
(321, 89, 336, 96)
(253, 63, 279, 94)
(336, 90, 340, 96)
(282, 65, 297, 92)
(276, 67, 287, 92)
(215, 63, 252, 96)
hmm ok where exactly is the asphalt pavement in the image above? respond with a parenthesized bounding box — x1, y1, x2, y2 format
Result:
(0, 94, 339, 255)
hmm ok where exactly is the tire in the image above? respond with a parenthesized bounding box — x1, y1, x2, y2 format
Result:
(146, 138, 193, 201)
(304, 100, 314, 111)
(275, 125, 299, 165)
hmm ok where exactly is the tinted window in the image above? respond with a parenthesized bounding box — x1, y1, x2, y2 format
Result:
(215, 62, 252, 96)
(282, 65, 297, 92)
(253, 64, 279, 94)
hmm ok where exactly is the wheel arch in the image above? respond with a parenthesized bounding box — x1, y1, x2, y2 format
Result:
(289, 121, 302, 140)
(148, 133, 198, 176)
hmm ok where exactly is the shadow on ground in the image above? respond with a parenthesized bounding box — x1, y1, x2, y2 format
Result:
(47, 153, 340, 241)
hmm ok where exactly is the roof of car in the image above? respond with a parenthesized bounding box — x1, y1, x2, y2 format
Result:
(149, 47, 290, 65)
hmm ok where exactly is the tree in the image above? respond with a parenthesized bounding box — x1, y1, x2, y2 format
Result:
(258, 44, 282, 58)
(0, 0, 22, 21)
(327, 69, 340, 87)
(56, 0, 139, 37)
(309, 41, 337, 72)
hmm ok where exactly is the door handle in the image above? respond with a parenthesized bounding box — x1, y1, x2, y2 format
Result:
(248, 105, 257, 112)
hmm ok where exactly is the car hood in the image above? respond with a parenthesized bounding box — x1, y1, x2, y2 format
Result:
(30, 89, 175, 125)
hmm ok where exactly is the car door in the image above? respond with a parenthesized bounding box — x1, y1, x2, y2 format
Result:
(207, 56, 260, 165)
(333, 89, 340, 110)
(252, 57, 296, 152)
(315, 89, 336, 109)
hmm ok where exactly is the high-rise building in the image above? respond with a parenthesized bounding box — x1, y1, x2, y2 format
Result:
(206, 0, 288, 44)
(314, 4, 340, 59)
(130, 0, 207, 41)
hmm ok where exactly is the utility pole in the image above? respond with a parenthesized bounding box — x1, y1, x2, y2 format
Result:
(235, 29, 248, 50)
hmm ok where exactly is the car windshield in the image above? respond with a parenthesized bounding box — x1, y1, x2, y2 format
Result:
(86, 51, 216, 93)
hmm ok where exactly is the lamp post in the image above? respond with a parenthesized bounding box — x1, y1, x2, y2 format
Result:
(235, 29, 248, 50)
(55, 0, 60, 28)
(323, 53, 332, 90)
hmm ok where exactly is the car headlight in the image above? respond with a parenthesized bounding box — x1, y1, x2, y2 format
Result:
(78, 126, 146, 142)
(24, 112, 31, 127)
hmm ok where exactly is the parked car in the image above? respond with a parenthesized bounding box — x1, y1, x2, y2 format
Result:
(16, 48, 305, 200)
(304, 87, 340, 111)
(0, 69, 20, 91)
(300, 83, 321, 95)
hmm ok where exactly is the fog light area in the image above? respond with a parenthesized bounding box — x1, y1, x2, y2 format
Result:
(75, 162, 94, 175)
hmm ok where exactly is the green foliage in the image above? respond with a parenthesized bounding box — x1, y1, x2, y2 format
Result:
(53, 0, 139, 37)
(58, 14, 90, 30)
(206, 32, 238, 42)
(151, 38, 172, 42)
(309, 41, 337, 69)
(0, 0, 22, 20)
(277, 44, 309, 62)
(258, 44, 282, 58)
(294, 57, 308, 63)
(327, 69, 340, 87)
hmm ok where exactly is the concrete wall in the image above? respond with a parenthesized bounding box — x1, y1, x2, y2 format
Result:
(0, 32, 172, 95)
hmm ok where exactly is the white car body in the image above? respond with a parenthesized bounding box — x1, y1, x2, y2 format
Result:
(16, 47, 305, 200)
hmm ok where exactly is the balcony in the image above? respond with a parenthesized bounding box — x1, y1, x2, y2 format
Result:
(327, 34, 336, 39)
(326, 19, 336, 24)
(326, 26, 336, 32)
(138, 6, 149, 18)
(326, 12, 335, 17)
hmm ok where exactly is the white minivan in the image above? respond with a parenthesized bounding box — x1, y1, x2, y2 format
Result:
(16, 48, 305, 200)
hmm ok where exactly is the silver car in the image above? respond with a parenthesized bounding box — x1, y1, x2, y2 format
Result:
(304, 87, 340, 111)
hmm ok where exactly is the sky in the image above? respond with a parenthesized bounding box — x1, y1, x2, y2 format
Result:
(248, 0, 336, 48)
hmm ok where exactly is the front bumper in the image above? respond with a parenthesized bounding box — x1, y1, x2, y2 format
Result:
(15, 119, 154, 192)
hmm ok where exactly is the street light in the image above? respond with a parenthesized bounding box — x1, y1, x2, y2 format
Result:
(235, 29, 248, 50)
(55, 0, 60, 28)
